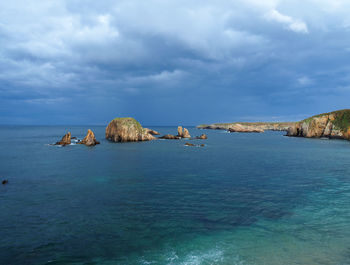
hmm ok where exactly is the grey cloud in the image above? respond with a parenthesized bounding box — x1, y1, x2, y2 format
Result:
(1, 0, 350, 124)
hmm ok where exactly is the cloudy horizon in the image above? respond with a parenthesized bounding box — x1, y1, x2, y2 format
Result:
(1, 0, 350, 125)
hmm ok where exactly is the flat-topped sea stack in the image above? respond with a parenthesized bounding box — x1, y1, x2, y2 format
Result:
(78, 129, 100, 146)
(106, 117, 155, 142)
(286, 109, 350, 139)
(55, 132, 71, 146)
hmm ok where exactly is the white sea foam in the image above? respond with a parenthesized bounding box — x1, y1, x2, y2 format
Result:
(140, 247, 245, 265)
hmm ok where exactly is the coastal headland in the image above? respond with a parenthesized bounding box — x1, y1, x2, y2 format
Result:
(197, 109, 350, 141)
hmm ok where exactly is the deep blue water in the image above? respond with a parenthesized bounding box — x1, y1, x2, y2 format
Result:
(1, 126, 350, 265)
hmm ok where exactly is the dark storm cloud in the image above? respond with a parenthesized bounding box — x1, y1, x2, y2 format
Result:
(1, 0, 350, 125)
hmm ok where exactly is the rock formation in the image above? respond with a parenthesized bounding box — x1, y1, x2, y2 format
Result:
(2, 180, 8, 185)
(55, 132, 71, 146)
(228, 124, 264, 133)
(177, 126, 191, 138)
(145, 128, 160, 135)
(106, 117, 155, 142)
(182, 128, 191, 138)
(159, 134, 181, 139)
(286, 110, 350, 139)
(196, 134, 208, 139)
(78, 129, 100, 146)
(177, 126, 183, 137)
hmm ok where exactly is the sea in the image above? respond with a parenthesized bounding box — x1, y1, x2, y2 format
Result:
(1, 125, 350, 265)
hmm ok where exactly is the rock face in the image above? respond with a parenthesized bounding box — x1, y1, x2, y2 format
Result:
(228, 124, 264, 133)
(106, 117, 155, 142)
(182, 128, 191, 138)
(145, 128, 160, 135)
(78, 129, 100, 146)
(286, 110, 350, 139)
(55, 132, 71, 146)
(177, 126, 191, 138)
(177, 126, 183, 137)
(196, 134, 208, 139)
(159, 134, 181, 139)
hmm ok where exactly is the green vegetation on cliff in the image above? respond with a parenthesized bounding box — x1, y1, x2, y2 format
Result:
(112, 117, 143, 132)
(332, 110, 350, 131)
(301, 109, 350, 131)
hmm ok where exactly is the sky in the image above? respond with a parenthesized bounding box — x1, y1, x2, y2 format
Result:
(1, 0, 350, 125)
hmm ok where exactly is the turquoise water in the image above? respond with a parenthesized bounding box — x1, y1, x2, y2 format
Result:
(1, 126, 350, 265)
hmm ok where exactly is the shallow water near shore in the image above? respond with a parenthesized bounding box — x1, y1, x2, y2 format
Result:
(1, 126, 350, 265)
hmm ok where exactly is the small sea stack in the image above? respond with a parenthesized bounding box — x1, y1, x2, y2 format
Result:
(177, 126, 191, 138)
(78, 129, 100, 146)
(55, 132, 71, 146)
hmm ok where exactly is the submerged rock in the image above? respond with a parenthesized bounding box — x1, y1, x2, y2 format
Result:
(196, 134, 208, 139)
(78, 129, 100, 146)
(106, 117, 155, 142)
(2, 180, 8, 185)
(159, 134, 181, 139)
(185, 142, 205, 147)
(55, 132, 71, 146)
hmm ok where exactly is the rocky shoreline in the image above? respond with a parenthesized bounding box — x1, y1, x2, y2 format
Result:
(286, 109, 350, 140)
(197, 109, 350, 142)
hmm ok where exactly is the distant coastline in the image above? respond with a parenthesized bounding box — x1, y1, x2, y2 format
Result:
(197, 109, 350, 141)
(197, 122, 294, 131)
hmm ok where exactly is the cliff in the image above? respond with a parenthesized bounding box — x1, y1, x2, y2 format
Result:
(286, 109, 350, 139)
(106, 117, 156, 142)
